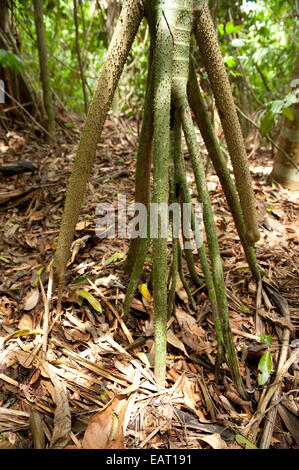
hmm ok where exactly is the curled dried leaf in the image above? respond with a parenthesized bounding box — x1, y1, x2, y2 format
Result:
(82, 396, 128, 449)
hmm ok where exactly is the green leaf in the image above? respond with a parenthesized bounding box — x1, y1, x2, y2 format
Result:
(260, 111, 275, 135)
(0, 256, 10, 263)
(225, 21, 235, 34)
(218, 24, 225, 36)
(37, 267, 45, 276)
(231, 38, 245, 48)
(233, 24, 245, 33)
(235, 434, 258, 449)
(76, 290, 103, 313)
(258, 350, 272, 386)
(225, 57, 236, 68)
(266, 335, 273, 345)
(282, 107, 294, 121)
(72, 275, 90, 285)
(225, 22, 244, 35)
(34, 266, 45, 286)
(103, 252, 124, 266)
(5, 219, 17, 225)
(6, 329, 43, 339)
(0, 50, 24, 72)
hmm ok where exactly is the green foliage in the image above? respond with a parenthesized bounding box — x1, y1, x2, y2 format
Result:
(0, 49, 24, 72)
(8, 0, 297, 123)
(103, 252, 124, 266)
(257, 335, 273, 386)
(235, 434, 258, 449)
(216, 0, 297, 109)
(258, 350, 272, 385)
(261, 92, 298, 133)
(76, 289, 103, 313)
(260, 334, 272, 345)
(260, 110, 276, 135)
(13, 0, 149, 115)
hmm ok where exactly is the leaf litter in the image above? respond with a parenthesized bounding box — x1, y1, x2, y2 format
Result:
(0, 115, 298, 450)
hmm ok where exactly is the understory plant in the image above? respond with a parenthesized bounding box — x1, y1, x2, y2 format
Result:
(53, 0, 262, 398)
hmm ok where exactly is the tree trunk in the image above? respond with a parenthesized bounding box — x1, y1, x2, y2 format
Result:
(0, 0, 7, 33)
(33, 0, 56, 143)
(53, 0, 144, 288)
(194, 3, 260, 245)
(0, 0, 34, 116)
(73, 0, 88, 115)
(106, 1, 121, 116)
(271, 53, 299, 190)
(53, 0, 259, 397)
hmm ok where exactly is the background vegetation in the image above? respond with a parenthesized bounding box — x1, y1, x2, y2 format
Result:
(1, 0, 297, 122)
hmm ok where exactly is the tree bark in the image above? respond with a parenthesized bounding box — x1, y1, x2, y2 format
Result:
(187, 62, 261, 282)
(149, 0, 175, 387)
(53, 0, 144, 287)
(271, 52, 299, 190)
(194, 3, 260, 245)
(33, 0, 56, 143)
(0, 0, 34, 116)
(124, 51, 154, 272)
(73, 0, 88, 115)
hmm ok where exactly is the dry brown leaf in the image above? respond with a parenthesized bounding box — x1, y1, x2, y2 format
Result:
(182, 333, 213, 355)
(76, 220, 92, 231)
(41, 361, 71, 449)
(23, 288, 39, 311)
(0, 441, 16, 449)
(182, 377, 198, 413)
(18, 314, 33, 330)
(167, 329, 189, 357)
(25, 234, 38, 248)
(82, 396, 128, 449)
(68, 235, 90, 265)
(277, 405, 299, 445)
(175, 275, 189, 303)
(114, 360, 135, 377)
(131, 298, 148, 313)
(198, 433, 228, 449)
(14, 350, 35, 369)
(169, 372, 185, 395)
(63, 328, 90, 343)
(176, 309, 205, 337)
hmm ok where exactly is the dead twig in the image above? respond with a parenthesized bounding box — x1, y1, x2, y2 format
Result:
(41, 265, 53, 360)
(245, 349, 299, 444)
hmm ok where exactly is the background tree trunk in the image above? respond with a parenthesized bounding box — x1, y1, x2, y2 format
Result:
(33, 0, 56, 143)
(0, 0, 34, 116)
(271, 53, 299, 190)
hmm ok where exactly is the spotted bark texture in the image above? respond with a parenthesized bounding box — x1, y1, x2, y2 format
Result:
(194, 2, 260, 245)
(53, 0, 144, 286)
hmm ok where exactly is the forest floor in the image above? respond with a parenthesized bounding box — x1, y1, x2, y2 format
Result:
(0, 112, 298, 450)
